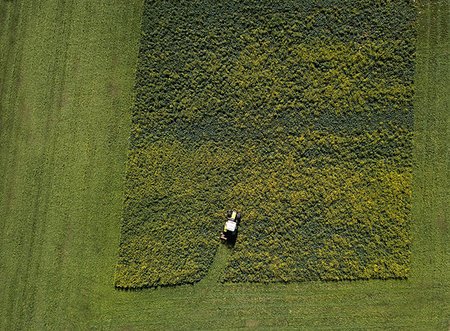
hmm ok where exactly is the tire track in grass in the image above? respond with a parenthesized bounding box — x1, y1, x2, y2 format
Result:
(0, 2, 32, 329)
(412, 0, 448, 326)
(0, 0, 24, 183)
(0, 0, 20, 112)
(0, 1, 24, 233)
(29, 1, 76, 328)
(435, 0, 449, 291)
(2, 1, 43, 328)
(0, 0, 76, 328)
(0, 11, 27, 324)
(422, 0, 444, 285)
(45, 2, 111, 326)
(430, 6, 449, 320)
(18, 0, 76, 328)
(412, 0, 433, 284)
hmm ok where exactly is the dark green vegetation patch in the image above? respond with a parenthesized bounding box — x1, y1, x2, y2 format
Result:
(115, 0, 415, 288)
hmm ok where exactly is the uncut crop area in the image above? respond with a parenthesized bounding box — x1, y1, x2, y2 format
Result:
(115, 0, 415, 288)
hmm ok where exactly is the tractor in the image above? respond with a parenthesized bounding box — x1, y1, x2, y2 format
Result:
(220, 210, 241, 245)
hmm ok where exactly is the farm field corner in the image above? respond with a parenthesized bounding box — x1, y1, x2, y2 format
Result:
(0, 0, 448, 329)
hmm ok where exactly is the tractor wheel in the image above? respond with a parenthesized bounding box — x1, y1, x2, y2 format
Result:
(227, 210, 232, 218)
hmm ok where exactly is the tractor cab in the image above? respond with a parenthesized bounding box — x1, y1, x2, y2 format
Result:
(220, 210, 241, 244)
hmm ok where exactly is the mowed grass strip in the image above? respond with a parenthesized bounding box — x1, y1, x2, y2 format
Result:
(0, 0, 447, 329)
(0, 0, 144, 329)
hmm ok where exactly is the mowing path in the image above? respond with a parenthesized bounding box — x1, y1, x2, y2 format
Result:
(199, 244, 232, 286)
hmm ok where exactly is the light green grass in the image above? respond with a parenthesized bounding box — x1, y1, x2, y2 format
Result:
(0, 0, 448, 329)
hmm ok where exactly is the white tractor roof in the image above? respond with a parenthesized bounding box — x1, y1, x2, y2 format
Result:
(226, 220, 237, 232)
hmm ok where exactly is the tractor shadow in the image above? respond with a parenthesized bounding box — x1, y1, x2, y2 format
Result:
(222, 229, 238, 248)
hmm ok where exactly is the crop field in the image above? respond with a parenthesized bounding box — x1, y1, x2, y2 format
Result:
(116, 0, 415, 288)
(0, 0, 448, 329)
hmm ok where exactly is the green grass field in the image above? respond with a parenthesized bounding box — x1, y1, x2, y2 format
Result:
(0, 0, 448, 329)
